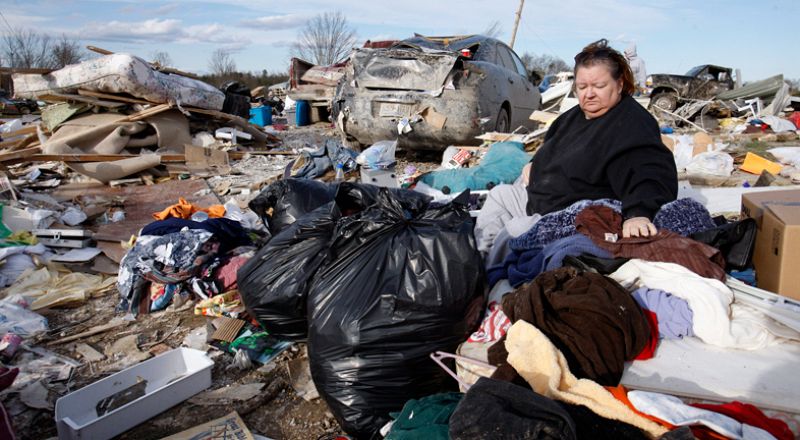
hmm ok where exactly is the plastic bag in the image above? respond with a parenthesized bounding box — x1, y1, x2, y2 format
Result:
(248, 179, 338, 236)
(685, 151, 734, 177)
(768, 147, 800, 168)
(307, 186, 484, 439)
(0, 300, 48, 336)
(239, 183, 432, 341)
(671, 135, 694, 171)
(356, 140, 397, 169)
(237, 202, 338, 340)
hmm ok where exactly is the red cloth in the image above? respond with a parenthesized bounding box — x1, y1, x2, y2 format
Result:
(691, 401, 793, 440)
(634, 310, 659, 360)
(788, 112, 800, 130)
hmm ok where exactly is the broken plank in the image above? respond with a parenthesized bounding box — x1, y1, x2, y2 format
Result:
(77, 89, 157, 105)
(0, 147, 41, 163)
(39, 93, 125, 108)
(50, 320, 128, 345)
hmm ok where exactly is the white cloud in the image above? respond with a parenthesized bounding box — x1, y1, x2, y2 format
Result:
(80, 18, 251, 48)
(240, 14, 309, 30)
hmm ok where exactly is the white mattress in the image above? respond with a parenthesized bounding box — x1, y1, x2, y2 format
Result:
(12, 54, 224, 110)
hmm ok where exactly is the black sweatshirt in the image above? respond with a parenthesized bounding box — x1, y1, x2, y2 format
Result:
(526, 95, 678, 220)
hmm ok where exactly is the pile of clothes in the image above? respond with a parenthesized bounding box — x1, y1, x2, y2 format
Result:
(116, 199, 256, 316)
(375, 192, 800, 439)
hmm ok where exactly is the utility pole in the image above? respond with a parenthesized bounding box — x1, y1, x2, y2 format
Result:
(509, 0, 525, 49)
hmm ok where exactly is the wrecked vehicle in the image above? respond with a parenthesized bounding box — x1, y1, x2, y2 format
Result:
(0, 92, 38, 115)
(647, 64, 735, 111)
(332, 34, 542, 150)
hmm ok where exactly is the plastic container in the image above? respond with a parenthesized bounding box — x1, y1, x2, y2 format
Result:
(249, 105, 272, 127)
(334, 163, 345, 182)
(296, 100, 310, 126)
(55, 348, 213, 440)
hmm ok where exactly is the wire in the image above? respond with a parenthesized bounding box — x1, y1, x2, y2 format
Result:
(0, 10, 14, 34)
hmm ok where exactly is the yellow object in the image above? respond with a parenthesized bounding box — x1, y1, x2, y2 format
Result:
(152, 197, 226, 220)
(739, 152, 783, 175)
(4, 267, 117, 310)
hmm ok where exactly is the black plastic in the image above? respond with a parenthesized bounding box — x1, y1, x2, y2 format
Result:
(240, 182, 433, 341)
(248, 179, 339, 236)
(690, 217, 757, 271)
(306, 185, 485, 439)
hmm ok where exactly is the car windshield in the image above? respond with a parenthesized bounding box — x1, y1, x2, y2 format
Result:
(685, 65, 705, 77)
(396, 35, 483, 53)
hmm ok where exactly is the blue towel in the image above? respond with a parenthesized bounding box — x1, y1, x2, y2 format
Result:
(419, 142, 531, 192)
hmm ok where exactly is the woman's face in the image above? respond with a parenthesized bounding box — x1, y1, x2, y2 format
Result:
(575, 63, 623, 119)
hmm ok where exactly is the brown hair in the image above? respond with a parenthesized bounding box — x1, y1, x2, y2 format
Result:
(573, 39, 635, 95)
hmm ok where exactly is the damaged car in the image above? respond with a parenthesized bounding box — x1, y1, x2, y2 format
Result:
(647, 64, 735, 111)
(332, 34, 542, 150)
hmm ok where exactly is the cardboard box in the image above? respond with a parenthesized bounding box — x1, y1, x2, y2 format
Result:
(741, 189, 800, 299)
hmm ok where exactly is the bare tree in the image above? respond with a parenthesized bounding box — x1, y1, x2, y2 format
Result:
(208, 48, 236, 77)
(483, 21, 503, 39)
(50, 34, 83, 68)
(150, 50, 173, 68)
(521, 52, 571, 76)
(1, 27, 53, 68)
(290, 11, 357, 65)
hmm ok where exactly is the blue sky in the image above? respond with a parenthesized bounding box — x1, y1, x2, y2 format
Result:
(2, 0, 797, 81)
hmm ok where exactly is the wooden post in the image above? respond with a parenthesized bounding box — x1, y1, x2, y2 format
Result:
(509, 0, 526, 49)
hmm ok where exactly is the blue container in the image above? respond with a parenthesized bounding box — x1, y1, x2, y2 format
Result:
(296, 100, 310, 126)
(249, 106, 272, 127)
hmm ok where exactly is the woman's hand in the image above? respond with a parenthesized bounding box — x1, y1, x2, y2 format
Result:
(622, 217, 657, 238)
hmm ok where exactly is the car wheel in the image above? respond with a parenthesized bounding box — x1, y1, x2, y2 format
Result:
(650, 93, 678, 112)
(20, 106, 31, 115)
(495, 107, 510, 133)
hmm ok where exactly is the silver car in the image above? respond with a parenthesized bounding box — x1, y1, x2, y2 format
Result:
(332, 34, 541, 150)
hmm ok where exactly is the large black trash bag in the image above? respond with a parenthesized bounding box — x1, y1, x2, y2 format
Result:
(237, 202, 337, 340)
(307, 185, 485, 439)
(248, 179, 338, 236)
(248, 178, 432, 237)
(238, 182, 432, 341)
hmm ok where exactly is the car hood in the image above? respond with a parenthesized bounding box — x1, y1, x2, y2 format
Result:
(650, 74, 694, 84)
(350, 46, 458, 92)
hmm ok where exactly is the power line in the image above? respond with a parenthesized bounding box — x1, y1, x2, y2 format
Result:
(0, 10, 14, 34)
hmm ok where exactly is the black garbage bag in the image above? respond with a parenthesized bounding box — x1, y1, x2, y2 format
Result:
(239, 182, 433, 341)
(248, 179, 338, 236)
(249, 178, 433, 237)
(220, 81, 251, 119)
(307, 185, 485, 439)
(237, 202, 337, 340)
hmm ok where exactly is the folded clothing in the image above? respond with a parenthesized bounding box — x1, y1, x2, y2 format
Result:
(631, 287, 694, 339)
(610, 259, 800, 350)
(449, 377, 577, 440)
(627, 390, 777, 440)
(501, 320, 668, 437)
(510, 198, 716, 252)
(489, 234, 612, 287)
(499, 267, 652, 386)
(576, 205, 726, 281)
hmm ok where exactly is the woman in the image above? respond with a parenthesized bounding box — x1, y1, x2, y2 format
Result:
(524, 39, 677, 238)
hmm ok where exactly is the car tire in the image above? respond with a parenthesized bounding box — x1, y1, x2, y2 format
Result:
(495, 107, 510, 133)
(650, 93, 678, 112)
(20, 106, 31, 115)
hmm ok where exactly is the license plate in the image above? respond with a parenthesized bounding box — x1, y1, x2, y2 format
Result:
(378, 102, 409, 117)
